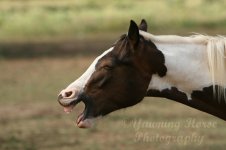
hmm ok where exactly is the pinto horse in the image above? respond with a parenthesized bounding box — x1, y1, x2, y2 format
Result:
(58, 19, 226, 128)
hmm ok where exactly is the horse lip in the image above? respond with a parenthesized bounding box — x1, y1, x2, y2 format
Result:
(58, 96, 82, 107)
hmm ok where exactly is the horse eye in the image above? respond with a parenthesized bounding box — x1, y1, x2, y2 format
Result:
(103, 65, 113, 70)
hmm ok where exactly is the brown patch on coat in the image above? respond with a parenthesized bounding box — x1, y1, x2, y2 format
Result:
(147, 86, 226, 120)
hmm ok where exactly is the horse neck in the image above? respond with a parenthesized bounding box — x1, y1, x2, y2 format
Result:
(148, 41, 212, 99)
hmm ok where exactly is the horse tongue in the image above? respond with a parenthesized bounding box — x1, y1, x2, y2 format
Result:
(63, 105, 74, 113)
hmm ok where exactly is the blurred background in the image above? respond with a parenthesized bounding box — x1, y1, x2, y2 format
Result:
(0, 0, 226, 150)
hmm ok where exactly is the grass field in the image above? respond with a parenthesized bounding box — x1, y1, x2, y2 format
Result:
(1, 0, 226, 42)
(0, 57, 226, 150)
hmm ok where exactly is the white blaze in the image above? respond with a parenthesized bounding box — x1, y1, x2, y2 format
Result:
(63, 47, 113, 93)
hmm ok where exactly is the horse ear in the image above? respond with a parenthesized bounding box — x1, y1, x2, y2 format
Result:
(128, 20, 139, 47)
(139, 19, 148, 32)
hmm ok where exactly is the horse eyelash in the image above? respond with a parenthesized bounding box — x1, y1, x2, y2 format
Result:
(103, 65, 113, 70)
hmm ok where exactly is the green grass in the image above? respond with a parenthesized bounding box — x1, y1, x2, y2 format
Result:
(0, 57, 226, 150)
(0, 0, 226, 42)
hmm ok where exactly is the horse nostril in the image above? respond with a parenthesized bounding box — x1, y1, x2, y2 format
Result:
(65, 91, 73, 98)
(59, 89, 78, 100)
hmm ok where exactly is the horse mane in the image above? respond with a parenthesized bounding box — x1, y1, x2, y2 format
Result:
(207, 36, 226, 102)
(139, 30, 209, 44)
(140, 30, 226, 103)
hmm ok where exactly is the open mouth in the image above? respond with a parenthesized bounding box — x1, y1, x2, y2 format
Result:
(58, 96, 95, 128)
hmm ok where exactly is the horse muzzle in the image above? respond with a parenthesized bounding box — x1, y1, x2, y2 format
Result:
(58, 89, 82, 106)
(57, 89, 95, 128)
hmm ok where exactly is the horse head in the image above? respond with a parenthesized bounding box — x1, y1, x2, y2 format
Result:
(58, 20, 167, 128)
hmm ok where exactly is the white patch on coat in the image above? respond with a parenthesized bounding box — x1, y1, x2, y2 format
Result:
(140, 31, 226, 101)
(147, 42, 212, 99)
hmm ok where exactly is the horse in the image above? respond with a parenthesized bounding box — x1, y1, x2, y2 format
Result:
(58, 19, 226, 128)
